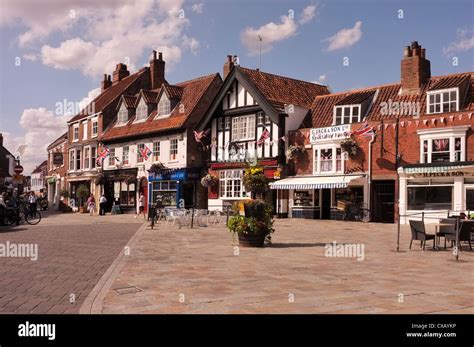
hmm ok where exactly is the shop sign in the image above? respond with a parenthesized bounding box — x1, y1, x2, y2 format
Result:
(419, 171, 472, 178)
(53, 153, 63, 166)
(310, 125, 351, 143)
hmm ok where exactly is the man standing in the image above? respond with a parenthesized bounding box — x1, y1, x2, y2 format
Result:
(99, 194, 107, 216)
(28, 192, 37, 217)
(135, 193, 146, 219)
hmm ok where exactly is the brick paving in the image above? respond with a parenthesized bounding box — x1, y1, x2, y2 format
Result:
(99, 219, 474, 314)
(0, 211, 143, 313)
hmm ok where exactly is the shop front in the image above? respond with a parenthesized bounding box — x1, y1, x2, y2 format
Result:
(270, 175, 367, 219)
(148, 167, 201, 208)
(102, 168, 138, 213)
(399, 162, 474, 223)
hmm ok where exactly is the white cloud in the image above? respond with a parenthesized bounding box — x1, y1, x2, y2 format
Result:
(241, 15, 298, 56)
(299, 4, 318, 25)
(316, 74, 326, 84)
(323, 21, 362, 51)
(2, 0, 199, 78)
(22, 53, 38, 61)
(443, 28, 474, 57)
(191, 3, 204, 14)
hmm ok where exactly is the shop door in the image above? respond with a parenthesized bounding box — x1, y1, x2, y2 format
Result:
(104, 181, 114, 212)
(140, 178, 148, 213)
(182, 181, 195, 208)
(372, 180, 395, 223)
(321, 189, 331, 219)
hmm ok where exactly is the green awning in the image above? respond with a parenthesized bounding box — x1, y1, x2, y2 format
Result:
(47, 177, 57, 184)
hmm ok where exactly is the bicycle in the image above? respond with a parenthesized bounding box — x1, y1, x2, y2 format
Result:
(19, 203, 42, 225)
(343, 204, 370, 222)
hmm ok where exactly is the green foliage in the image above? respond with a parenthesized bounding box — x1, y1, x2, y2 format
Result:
(242, 166, 269, 194)
(59, 189, 69, 198)
(227, 200, 274, 235)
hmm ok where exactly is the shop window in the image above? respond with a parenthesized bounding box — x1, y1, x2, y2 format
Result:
(219, 170, 248, 198)
(314, 147, 345, 174)
(334, 187, 364, 207)
(294, 190, 319, 207)
(466, 189, 474, 210)
(407, 186, 452, 210)
(120, 182, 135, 206)
(152, 181, 177, 206)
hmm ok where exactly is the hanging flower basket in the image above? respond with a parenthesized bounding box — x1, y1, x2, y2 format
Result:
(148, 163, 165, 173)
(286, 145, 306, 161)
(340, 138, 359, 159)
(95, 173, 106, 186)
(201, 174, 219, 187)
(243, 167, 269, 198)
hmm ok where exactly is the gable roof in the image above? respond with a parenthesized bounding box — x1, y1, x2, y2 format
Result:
(162, 85, 184, 100)
(139, 90, 159, 104)
(311, 72, 474, 128)
(47, 132, 67, 150)
(101, 73, 222, 142)
(68, 68, 148, 123)
(32, 160, 47, 174)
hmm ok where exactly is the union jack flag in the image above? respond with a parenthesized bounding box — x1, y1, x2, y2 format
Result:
(96, 146, 110, 166)
(257, 127, 270, 145)
(139, 144, 152, 161)
(352, 122, 375, 138)
(194, 129, 210, 143)
(433, 139, 449, 151)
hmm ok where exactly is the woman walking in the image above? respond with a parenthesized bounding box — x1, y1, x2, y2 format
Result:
(87, 194, 96, 216)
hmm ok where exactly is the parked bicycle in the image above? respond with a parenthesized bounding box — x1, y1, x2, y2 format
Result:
(343, 203, 370, 222)
(1, 203, 42, 226)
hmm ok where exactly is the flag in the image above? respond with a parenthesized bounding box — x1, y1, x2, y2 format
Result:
(352, 122, 375, 138)
(96, 146, 110, 166)
(139, 144, 152, 161)
(194, 129, 210, 143)
(257, 127, 270, 145)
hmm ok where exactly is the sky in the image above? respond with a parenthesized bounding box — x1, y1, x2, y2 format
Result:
(0, 0, 473, 173)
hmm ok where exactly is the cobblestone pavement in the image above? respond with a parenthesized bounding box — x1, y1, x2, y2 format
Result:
(0, 211, 143, 313)
(100, 218, 474, 314)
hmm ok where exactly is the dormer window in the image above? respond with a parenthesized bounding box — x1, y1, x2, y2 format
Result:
(334, 105, 361, 125)
(136, 102, 148, 121)
(158, 100, 171, 117)
(117, 107, 128, 125)
(427, 88, 458, 114)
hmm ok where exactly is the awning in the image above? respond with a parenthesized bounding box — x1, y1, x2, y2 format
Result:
(403, 165, 474, 174)
(269, 175, 364, 190)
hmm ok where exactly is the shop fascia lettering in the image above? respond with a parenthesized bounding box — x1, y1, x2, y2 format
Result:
(420, 171, 466, 178)
(310, 125, 351, 143)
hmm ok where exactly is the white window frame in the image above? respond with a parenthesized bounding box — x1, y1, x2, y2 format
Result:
(219, 169, 249, 199)
(333, 105, 362, 125)
(82, 121, 88, 140)
(426, 88, 459, 114)
(117, 107, 128, 125)
(231, 114, 256, 141)
(135, 100, 148, 122)
(73, 125, 79, 142)
(108, 148, 116, 167)
(153, 141, 160, 162)
(91, 146, 97, 169)
(137, 144, 145, 163)
(83, 146, 91, 170)
(75, 149, 81, 171)
(313, 145, 345, 175)
(91, 119, 98, 138)
(418, 126, 469, 164)
(122, 146, 129, 165)
(157, 99, 171, 118)
(169, 139, 178, 161)
(69, 150, 75, 171)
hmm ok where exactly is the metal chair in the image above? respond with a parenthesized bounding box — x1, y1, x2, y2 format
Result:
(409, 220, 435, 250)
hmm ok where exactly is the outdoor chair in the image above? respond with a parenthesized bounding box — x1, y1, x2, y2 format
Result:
(409, 220, 435, 251)
(437, 219, 457, 249)
(176, 209, 192, 229)
(445, 221, 473, 251)
(165, 208, 180, 227)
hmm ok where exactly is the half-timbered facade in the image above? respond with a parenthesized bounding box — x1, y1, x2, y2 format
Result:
(198, 56, 330, 211)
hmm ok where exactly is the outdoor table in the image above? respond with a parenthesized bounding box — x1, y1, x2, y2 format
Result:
(434, 223, 453, 251)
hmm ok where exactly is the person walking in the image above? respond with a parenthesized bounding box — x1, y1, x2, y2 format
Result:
(99, 194, 107, 216)
(28, 192, 37, 217)
(136, 193, 146, 219)
(87, 194, 96, 216)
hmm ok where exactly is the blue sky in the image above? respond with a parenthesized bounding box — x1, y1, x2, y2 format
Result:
(0, 0, 473, 172)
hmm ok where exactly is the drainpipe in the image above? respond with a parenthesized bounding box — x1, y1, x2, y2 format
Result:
(368, 134, 376, 221)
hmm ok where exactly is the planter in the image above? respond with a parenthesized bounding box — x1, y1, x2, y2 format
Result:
(238, 232, 267, 247)
(244, 202, 265, 219)
(79, 206, 87, 214)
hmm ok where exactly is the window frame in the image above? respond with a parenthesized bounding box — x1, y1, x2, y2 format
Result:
(426, 88, 459, 114)
(83, 146, 90, 170)
(313, 145, 345, 175)
(218, 169, 248, 199)
(73, 125, 79, 142)
(157, 99, 171, 117)
(108, 148, 116, 166)
(153, 141, 160, 162)
(91, 119, 98, 138)
(122, 146, 129, 165)
(117, 107, 128, 125)
(418, 127, 468, 164)
(333, 105, 362, 125)
(135, 101, 148, 122)
(169, 139, 178, 161)
(231, 114, 256, 141)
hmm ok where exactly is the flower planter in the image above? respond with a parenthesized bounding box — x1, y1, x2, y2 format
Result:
(238, 232, 267, 247)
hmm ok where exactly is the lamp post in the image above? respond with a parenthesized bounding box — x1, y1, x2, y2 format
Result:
(395, 117, 401, 252)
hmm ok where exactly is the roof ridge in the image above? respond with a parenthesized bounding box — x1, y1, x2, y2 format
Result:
(239, 66, 326, 88)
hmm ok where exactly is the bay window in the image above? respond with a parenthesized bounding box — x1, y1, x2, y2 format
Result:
(418, 127, 468, 164)
(91, 147, 97, 168)
(69, 150, 75, 170)
(231, 115, 255, 141)
(314, 147, 344, 174)
(75, 149, 81, 170)
(219, 170, 248, 198)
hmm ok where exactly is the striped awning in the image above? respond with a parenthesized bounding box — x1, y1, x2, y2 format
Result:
(269, 175, 363, 190)
(404, 165, 474, 174)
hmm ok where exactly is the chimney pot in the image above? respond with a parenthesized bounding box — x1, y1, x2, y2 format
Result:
(112, 63, 130, 85)
(152, 50, 157, 60)
(101, 73, 112, 91)
(158, 52, 163, 61)
(0, 133, 3, 147)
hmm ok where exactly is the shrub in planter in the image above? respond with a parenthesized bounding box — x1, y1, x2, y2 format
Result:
(76, 184, 90, 212)
(201, 174, 218, 187)
(340, 138, 359, 159)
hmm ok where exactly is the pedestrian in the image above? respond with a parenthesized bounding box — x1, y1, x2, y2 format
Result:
(87, 194, 96, 216)
(28, 192, 37, 217)
(135, 192, 146, 219)
(99, 194, 107, 216)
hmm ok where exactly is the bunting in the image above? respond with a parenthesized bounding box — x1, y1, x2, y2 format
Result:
(257, 127, 270, 145)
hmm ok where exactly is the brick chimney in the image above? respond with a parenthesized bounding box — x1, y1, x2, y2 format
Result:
(401, 41, 431, 95)
(223, 55, 235, 79)
(112, 63, 130, 85)
(101, 74, 112, 91)
(149, 51, 165, 89)
(0, 133, 3, 147)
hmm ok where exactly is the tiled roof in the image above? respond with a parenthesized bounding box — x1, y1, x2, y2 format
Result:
(239, 67, 330, 109)
(32, 160, 47, 174)
(101, 73, 222, 141)
(162, 85, 184, 99)
(122, 95, 137, 109)
(335, 90, 376, 106)
(69, 68, 148, 123)
(140, 90, 158, 104)
(429, 73, 470, 91)
(47, 132, 67, 150)
(311, 72, 473, 128)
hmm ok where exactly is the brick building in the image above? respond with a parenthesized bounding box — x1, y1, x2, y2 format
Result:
(0, 134, 15, 189)
(198, 56, 330, 211)
(30, 160, 48, 194)
(100, 52, 222, 213)
(271, 41, 473, 223)
(45, 132, 68, 208)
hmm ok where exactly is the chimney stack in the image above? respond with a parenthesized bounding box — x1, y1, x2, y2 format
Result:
(401, 41, 431, 95)
(112, 63, 130, 85)
(101, 74, 112, 91)
(223, 55, 235, 79)
(149, 50, 165, 89)
(0, 133, 3, 147)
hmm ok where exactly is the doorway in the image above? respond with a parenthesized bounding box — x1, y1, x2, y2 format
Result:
(140, 177, 148, 213)
(372, 180, 395, 223)
(321, 189, 331, 219)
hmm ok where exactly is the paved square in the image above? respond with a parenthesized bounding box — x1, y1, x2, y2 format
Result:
(99, 219, 474, 313)
(0, 212, 142, 313)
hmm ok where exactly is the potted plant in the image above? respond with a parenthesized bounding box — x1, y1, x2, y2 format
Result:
(286, 145, 305, 161)
(227, 200, 274, 247)
(148, 163, 165, 174)
(340, 138, 359, 159)
(59, 189, 69, 199)
(76, 184, 90, 213)
(242, 166, 269, 199)
(201, 173, 218, 187)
